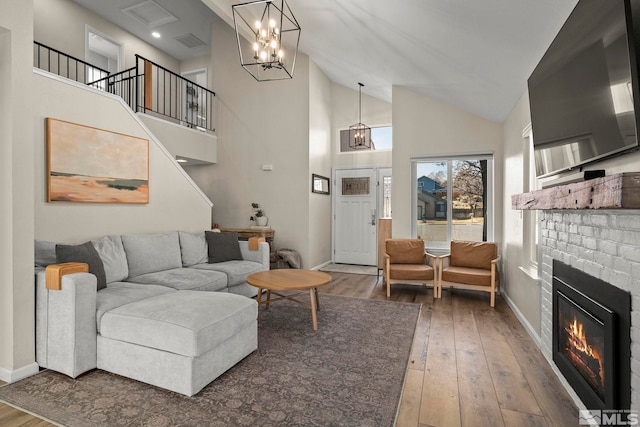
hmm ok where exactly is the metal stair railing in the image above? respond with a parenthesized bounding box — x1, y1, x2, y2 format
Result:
(87, 56, 216, 132)
(34, 41, 109, 84)
(34, 42, 216, 132)
(87, 67, 138, 112)
(136, 55, 216, 132)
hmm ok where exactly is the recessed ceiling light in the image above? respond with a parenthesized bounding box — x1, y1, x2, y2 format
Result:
(177, 158, 187, 163)
(151, 31, 161, 38)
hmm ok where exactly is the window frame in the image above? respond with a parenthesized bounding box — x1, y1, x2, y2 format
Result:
(411, 153, 495, 252)
(338, 125, 392, 152)
(522, 124, 539, 276)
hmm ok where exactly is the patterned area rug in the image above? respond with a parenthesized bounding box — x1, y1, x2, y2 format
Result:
(0, 295, 419, 427)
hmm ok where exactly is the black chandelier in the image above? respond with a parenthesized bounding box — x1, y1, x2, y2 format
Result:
(349, 82, 373, 150)
(232, 0, 301, 81)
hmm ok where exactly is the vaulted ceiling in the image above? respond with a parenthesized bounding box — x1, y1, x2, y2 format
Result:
(74, 0, 579, 123)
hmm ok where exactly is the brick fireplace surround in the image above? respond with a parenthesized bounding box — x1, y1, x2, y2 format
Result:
(538, 210, 640, 408)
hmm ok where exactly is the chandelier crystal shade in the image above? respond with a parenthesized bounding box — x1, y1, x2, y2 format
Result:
(349, 83, 373, 150)
(232, 0, 301, 81)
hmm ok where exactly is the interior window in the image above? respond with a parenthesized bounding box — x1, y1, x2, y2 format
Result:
(339, 126, 392, 152)
(382, 175, 392, 218)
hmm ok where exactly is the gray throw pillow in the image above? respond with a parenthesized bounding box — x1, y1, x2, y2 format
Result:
(121, 232, 182, 278)
(205, 231, 243, 263)
(92, 235, 129, 283)
(179, 231, 208, 267)
(56, 242, 107, 290)
(35, 240, 57, 267)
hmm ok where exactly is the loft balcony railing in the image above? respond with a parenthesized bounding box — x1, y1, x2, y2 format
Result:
(34, 43, 216, 132)
(87, 55, 216, 132)
(34, 41, 109, 84)
(88, 67, 137, 110)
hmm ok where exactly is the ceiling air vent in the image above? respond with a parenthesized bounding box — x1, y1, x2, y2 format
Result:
(175, 34, 207, 48)
(121, 0, 177, 28)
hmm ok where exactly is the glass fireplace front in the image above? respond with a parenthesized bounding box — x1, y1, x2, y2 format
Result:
(552, 260, 630, 411)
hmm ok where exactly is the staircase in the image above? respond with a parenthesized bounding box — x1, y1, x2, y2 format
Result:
(34, 41, 217, 165)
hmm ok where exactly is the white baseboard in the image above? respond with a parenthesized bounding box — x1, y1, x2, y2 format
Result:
(0, 362, 39, 383)
(311, 261, 332, 271)
(502, 292, 588, 414)
(540, 351, 588, 413)
(501, 291, 541, 348)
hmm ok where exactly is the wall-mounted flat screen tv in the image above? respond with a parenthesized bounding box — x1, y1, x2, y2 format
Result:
(528, 0, 640, 178)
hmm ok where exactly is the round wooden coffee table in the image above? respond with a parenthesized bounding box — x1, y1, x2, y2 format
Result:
(247, 269, 332, 331)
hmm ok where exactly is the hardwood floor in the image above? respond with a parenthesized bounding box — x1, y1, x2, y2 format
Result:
(320, 272, 578, 427)
(0, 383, 53, 427)
(0, 271, 578, 427)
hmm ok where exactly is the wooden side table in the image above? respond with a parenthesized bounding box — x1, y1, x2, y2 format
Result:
(218, 227, 275, 252)
(247, 270, 332, 331)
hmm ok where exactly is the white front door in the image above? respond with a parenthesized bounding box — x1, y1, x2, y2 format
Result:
(334, 168, 377, 265)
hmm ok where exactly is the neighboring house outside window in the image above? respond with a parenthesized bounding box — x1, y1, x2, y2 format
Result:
(412, 155, 494, 251)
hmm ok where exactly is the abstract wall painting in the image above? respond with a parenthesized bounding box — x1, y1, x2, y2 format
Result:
(47, 118, 149, 204)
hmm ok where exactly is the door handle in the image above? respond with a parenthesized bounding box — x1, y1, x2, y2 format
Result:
(371, 209, 376, 226)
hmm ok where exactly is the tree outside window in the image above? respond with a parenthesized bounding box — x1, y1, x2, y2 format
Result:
(415, 156, 492, 246)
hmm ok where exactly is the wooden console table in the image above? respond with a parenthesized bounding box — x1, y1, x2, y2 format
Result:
(218, 227, 275, 251)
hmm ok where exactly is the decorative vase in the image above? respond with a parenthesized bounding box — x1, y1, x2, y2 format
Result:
(256, 216, 268, 227)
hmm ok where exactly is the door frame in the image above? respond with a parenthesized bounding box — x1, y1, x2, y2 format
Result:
(332, 165, 391, 264)
(181, 68, 208, 128)
(85, 25, 124, 73)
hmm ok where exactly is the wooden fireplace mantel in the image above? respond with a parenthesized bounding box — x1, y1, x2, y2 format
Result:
(511, 172, 640, 210)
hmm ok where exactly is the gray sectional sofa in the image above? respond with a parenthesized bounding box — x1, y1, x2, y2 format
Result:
(34, 230, 270, 396)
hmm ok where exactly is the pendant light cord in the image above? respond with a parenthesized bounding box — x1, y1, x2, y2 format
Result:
(358, 82, 364, 124)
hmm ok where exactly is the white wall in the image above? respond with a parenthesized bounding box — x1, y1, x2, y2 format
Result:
(180, 55, 212, 88)
(138, 113, 218, 164)
(0, 0, 36, 382)
(308, 61, 332, 268)
(391, 85, 504, 240)
(0, 25, 12, 381)
(331, 82, 392, 169)
(33, 0, 179, 72)
(501, 90, 541, 337)
(33, 73, 212, 242)
(188, 21, 314, 266)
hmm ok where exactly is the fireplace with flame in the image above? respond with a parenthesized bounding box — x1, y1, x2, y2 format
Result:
(552, 260, 630, 410)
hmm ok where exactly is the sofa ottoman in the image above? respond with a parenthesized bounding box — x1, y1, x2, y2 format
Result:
(97, 290, 258, 396)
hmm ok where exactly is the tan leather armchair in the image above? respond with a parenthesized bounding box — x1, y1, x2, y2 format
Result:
(384, 239, 438, 299)
(438, 240, 499, 307)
